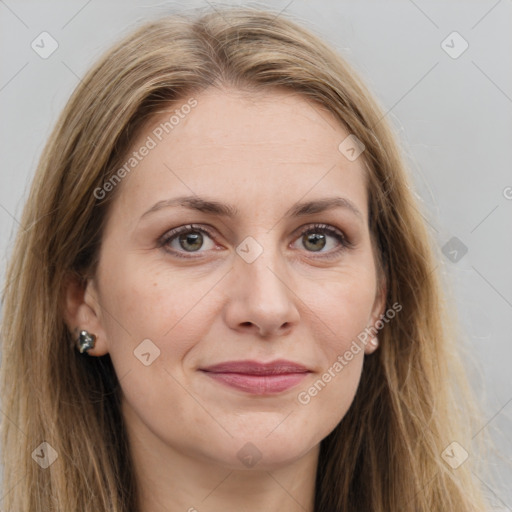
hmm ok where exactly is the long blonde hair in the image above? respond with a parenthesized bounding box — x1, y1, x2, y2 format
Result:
(0, 6, 488, 511)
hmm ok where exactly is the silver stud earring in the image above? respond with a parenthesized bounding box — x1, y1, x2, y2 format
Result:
(76, 330, 96, 354)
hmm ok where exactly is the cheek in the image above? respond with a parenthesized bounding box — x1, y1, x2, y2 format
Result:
(98, 256, 222, 366)
(309, 267, 377, 350)
(291, 266, 377, 427)
(97, 261, 221, 429)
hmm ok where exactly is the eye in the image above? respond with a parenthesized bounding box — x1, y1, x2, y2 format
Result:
(158, 222, 351, 260)
(158, 224, 217, 258)
(291, 223, 351, 258)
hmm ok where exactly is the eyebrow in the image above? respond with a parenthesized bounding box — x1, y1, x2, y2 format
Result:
(140, 195, 363, 221)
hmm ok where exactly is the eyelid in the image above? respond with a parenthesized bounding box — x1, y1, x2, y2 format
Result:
(293, 223, 350, 244)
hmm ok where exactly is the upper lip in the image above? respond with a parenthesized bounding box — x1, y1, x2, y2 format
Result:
(200, 359, 311, 375)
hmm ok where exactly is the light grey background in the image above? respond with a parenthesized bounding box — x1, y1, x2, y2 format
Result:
(1, 0, 511, 507)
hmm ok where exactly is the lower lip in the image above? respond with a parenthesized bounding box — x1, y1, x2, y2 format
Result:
(201, 371, 309, 394)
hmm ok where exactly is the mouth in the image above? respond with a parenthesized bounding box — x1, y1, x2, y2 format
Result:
(199, 359, 312, 395)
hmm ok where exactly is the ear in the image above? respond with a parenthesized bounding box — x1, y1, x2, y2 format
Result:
(364, 280, 387, 355)
(61, 271, 109, 356)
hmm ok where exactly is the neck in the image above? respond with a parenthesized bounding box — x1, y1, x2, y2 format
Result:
(126, 416, 319, 512)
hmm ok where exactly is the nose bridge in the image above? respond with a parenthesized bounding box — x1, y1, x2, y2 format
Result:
(237, 231, 286, 293)
(224, 230, 300, 336)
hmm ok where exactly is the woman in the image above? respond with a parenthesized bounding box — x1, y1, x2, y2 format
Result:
(0, 6, 489, 511)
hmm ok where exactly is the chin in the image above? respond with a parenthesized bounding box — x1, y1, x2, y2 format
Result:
(200, 423, 323, 471)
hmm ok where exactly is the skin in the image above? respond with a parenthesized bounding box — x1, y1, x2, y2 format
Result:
(64, 87, 386, 512)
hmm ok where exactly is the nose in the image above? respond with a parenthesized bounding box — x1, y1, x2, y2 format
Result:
(222, 241, 300, 338)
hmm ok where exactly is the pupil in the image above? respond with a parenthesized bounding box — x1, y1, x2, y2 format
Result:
(305, 233, 325, 251)
(179, 232, 202, 251)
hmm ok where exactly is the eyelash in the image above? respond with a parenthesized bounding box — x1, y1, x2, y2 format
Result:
(158, 223, 352, 260)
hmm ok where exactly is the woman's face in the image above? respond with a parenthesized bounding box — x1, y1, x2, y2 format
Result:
(79, 87, 385, 471)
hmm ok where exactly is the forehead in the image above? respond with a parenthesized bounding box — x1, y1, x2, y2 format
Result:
(106, 87, 368, 225)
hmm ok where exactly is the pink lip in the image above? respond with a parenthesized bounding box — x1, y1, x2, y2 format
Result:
(200, 359, 311, 395)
